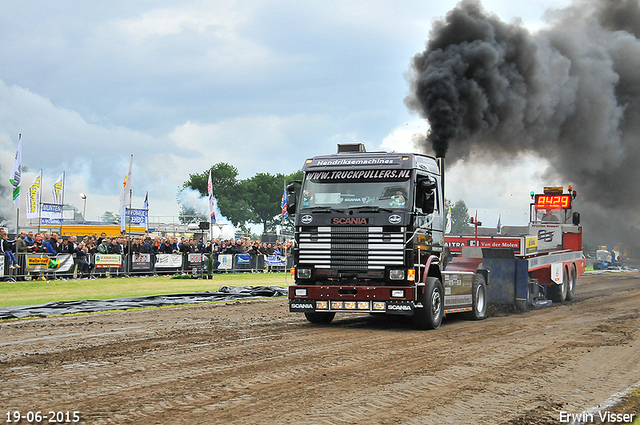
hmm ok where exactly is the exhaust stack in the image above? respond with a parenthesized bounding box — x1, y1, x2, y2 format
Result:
(437, 157, 444, 202)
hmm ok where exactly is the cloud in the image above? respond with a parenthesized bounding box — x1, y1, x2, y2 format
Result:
(0, 0, 605, 243)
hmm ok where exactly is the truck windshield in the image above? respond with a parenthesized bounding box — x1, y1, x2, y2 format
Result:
(300, 169, 412, 210)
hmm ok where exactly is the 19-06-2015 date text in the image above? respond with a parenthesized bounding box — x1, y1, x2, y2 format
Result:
(5, 411, 80, 423)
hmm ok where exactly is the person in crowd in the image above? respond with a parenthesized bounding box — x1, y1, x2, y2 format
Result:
(179, 238, 191, 255)
(96, 232, 107, 246)
(248, 241, 261, 256)
(141, 237, 153, 254)
(161, 238, 173, 254)
(232, 239, 245, 255)
(131, 237, 142, 254)
(97, 238, 110, 254)
(170, 237, 179, 253)
(210, 244, 221, 273)
(59, 237, 71, 254)
(0, 228, 19, 269)
(43, 233, 59, 255)
(32, 234, 44, 253)
(68, 235, 78, 251)
(265, 243, 275, 255)
(24, 232, 36, 251)
(109, 238, 123, 255)
(16, 231, 27, 254)
(74, 242, 92, 277)
(87, 241, 97, 255)
(196, 238, 205, 253)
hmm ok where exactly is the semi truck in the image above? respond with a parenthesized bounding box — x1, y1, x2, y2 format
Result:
(286, 144, 585, 329)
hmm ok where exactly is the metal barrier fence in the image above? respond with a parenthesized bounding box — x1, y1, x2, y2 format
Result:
(0, 252, 294, 281)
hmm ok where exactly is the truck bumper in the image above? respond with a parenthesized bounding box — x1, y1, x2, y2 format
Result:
(288, 285, 417, 316)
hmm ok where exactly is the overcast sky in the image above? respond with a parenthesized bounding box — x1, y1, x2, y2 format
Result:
(0, 0, 573, 229)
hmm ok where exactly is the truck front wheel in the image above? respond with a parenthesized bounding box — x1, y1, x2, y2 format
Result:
(304, 312, 336, 324)
(465, 274, 487, 320)
(412, 277, 444, 330)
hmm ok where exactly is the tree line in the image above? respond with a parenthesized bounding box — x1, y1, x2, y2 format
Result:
(180, 163, 303, 234)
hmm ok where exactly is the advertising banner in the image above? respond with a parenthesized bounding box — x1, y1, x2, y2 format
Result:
(26, 171, 42, 219)
(94, 254, 122, 269)
(41, 203, 64, 225)
(218, 254, 233, 270)
(0, 256, 4, 276)
(125, 208, 148, 228)
(52, 173, 64, 205)
(188, 253, 203, 266)
(236, 254, 251, 264)
(25, 254, 74, 272)
(445, 236, 524, 255)
(131, 253, 152, 270)
(155, 254, 182, 268)
(41, 203, 63, 219)
(529, 223, 563, 251)
(264, 255, 285, 266)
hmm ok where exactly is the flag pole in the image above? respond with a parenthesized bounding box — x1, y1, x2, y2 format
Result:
(37, 169, 43, 234)
(60, 171, 66, 234)
(14, 134, 22, 234)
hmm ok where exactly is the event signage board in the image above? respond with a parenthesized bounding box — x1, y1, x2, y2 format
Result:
(218, 254, 233, 270)
(25, 254, 74, 272)
(132, 253, 152, 270)
(94, 254, 122, 269)
(155, 254, 182, 268)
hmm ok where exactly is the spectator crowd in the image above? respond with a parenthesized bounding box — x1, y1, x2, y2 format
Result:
(1, 229, 293, 278)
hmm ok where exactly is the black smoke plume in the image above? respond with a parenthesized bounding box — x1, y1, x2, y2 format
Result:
(406, 0, 640, 254)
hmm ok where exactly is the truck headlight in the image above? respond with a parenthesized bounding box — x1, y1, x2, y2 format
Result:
(297, 268, 312, 279)
(389, 269, 404, 280)
(295, 288, 308, 297)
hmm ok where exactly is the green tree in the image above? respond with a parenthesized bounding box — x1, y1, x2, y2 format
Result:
(445, 199, 472, 234)
(182, 163, 251, 227)
(242, 170, 303, 233)
(182, 165, 303, 233)
(101, 211, 121, 223)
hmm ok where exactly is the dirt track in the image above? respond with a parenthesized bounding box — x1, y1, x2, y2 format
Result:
(2, 272, 640, 425)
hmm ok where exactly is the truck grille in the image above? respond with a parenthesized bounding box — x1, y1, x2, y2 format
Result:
(298, 226, 405, 270)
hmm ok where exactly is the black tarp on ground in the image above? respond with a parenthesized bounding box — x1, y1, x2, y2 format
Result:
(0, 286, 288, 319)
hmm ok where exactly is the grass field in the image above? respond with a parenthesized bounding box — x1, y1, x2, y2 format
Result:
(0, 273, 290, 308)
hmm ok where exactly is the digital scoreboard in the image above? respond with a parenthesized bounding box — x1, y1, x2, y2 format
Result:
(535, 194, 572, 210)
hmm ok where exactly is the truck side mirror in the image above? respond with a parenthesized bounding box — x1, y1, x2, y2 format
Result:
(572, 212, 580, 225)
(287, 181, 300, 215)
(418, 176, 436, 214)
(418, 176, 436, 192)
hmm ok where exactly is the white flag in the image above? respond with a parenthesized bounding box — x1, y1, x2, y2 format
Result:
(119, 154, 133, 232)
(445, 208, 452, 234)
(26, 170, 42, 219)
(9, 134, 22, 208)
(52, 172, 64, 204)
